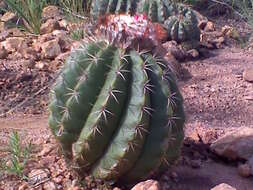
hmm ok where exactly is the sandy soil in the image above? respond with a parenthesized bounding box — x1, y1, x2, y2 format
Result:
(0, 47, 253, 189)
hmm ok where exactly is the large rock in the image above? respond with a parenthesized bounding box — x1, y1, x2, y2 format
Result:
(204, 21, 215, 32)
(42, 5, 62, 20)
(0, 11, 17, 23)
(40, 19, 61, 34)
(210, 127, 253, 160)
(0, 12, 18, 32)
(52, 30, 71, 51)
(243, 69, 253, 83)
(131, 180, 160, 190)
(211, 183, 236, 190)
(0, 37, 28, 52)
(163, 41, 187, 61)
(41, 39, 61, 59)
(28, 169, 50, 186)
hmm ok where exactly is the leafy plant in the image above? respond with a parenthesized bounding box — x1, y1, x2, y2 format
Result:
(0, 131, 32, 178)
(3, 0, 46, 34)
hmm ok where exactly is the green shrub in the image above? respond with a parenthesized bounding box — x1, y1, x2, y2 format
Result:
(4, 0, 46, 34)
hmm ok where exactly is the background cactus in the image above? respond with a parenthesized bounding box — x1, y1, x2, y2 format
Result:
(88, 0, 200, 43)
(49, 14, 185, 185)
(164, 4, 200, 42)
(90, 0, 176, 21)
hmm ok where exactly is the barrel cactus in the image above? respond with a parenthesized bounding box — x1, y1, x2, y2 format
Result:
(164, 4, 200, 42)
(48, 14, 185, 185)
(89, 0, 192, 21)
(89, 0, 200, 43)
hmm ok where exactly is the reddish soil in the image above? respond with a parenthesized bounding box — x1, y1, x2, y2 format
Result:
(0, 47, 253, 189)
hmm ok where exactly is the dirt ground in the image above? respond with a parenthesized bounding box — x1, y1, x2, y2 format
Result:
(0, 46, 253, 189)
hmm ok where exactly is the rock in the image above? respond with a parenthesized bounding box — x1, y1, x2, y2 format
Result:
(39, 143, 54, 156)
(187, 49, 199, 59)
(59, 19, 68, 29)
(18, 182, 28, 190)
(210, 127, 253, 160)
(211, 183, 236, 190)
(35, 61, 48, 70)
(213, 37, 225, 48)
(163, 41, 187, 61)
(164, 52, 181, 76)
(22, 59, 36, 70)
(0, 30, 10, 42)
(43, 181, 57, 190)
(243, 69, 253, 82)
(1, 12, 16, 22)
(41, 39, 61, 59)
(55, 52, 71, 62)
(1, 37, 28, 53)
(222, 25, 234, 36)
(42, 5, 62, 20)
(40, 19, 61, 34)
(204, 21, 215, 32)
(53, 175, 64, 184)
(54, 30, 72, 51)
(222, 25, 241, 40)
(22, 47, 40, 61)
(238, 164, 251, 177)
(8, 28, 25, 37)
(198, 20, 208, 30)
(66, 179, 81, 190)
(28, 169, 50, 186)
(131, 180, 160, 190)
(37, 33, 55, 44)
(0, 46, 8, 59)
(200, 31, 223, 47)
(0, 12, 18, 31)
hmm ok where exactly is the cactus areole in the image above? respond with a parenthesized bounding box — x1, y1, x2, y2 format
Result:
(48, 14, 185, 185)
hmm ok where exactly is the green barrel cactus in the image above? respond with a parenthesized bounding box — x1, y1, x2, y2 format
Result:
(89, 0, 200, 43)
(164, 4, 200, 42)
(89, 0, 181, 21)
(48, 14, 185, 185)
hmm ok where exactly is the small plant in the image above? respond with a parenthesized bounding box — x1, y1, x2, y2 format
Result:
(71, 28, 84, 41)
(60, 0, 92, 17)
(0, 131, 32, 179)
(4, 0, 46, 34)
